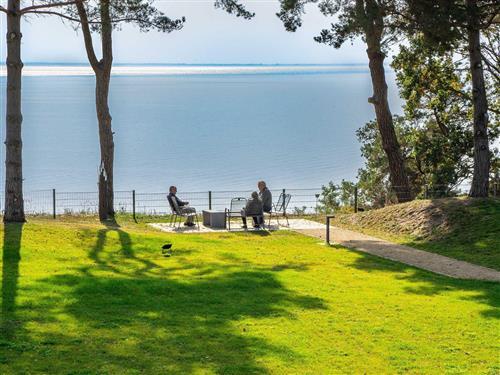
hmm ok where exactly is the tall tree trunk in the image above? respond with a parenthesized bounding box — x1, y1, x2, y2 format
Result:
(77, 0, 115, 220)
(96, 0, 115, 221)
(95, 69, 114, 220)
(365, 34, 412, 202)
(4, 0, 25, 222)
(467, 0, 490, 197)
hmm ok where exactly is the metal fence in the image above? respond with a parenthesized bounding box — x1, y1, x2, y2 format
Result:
(0, 182, 497, 217)
(1, 188, 323, 216)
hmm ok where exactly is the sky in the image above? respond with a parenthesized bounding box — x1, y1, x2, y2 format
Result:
(0, 1, 369, 64)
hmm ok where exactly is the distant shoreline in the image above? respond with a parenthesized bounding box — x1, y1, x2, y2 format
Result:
(0, 64, 371, 77)
(22, 62, 368, 67)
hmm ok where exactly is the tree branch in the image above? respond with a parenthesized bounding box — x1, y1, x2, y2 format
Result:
(100, 0, 113, 69)
(0, 6, 8, 13)
(20, 0, 83, 14)
(108, 17, 178, 28)
(214, 0, 254, 20)
(488, 107, 500, 116)
(480, 10, 500, 28)
(481, 52, 500, 83)
(76, 2, 100, 69)
(23, 10, 82, 23)
(449, 86, 472, 102)
(432, 107, 450, 136)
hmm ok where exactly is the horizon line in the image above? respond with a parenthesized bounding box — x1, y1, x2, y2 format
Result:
(20, 62, 368, 66)
(0, 64, 373, 77)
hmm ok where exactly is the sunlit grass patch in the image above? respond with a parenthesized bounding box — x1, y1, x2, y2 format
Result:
(1, 218, 499, 374)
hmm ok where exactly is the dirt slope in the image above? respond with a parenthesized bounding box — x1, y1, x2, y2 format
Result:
(335, 197, 499, 241)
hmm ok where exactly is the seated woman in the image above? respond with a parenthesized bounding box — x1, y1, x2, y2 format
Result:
(241, 191, 263, 229)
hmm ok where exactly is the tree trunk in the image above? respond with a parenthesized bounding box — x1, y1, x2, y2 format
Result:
(467, 0, 490, 197)
(4, 0, 25, 222)
(95, 69, 114, 220)
(366, 43, 412, 202)
(77, 0, 115, 220)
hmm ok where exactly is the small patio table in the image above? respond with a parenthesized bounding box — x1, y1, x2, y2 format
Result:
(202, 210, 227, 229)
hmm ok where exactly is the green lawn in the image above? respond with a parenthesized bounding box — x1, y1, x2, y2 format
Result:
(1, 218, 499, 374)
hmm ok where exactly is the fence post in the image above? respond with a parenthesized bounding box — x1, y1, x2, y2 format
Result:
(326, 215, 335, 245)
(209, 191, 212, 210)
(282, 188, 286, 216)
(52, 189, 56, 219)
(132, 190, 136, 221)
(354, 186, 358, 213)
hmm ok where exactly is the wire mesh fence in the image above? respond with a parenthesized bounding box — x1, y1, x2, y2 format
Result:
(0, 188, 323, 216)
(131, 188, 324, 215)
(0, 182, 497, 217)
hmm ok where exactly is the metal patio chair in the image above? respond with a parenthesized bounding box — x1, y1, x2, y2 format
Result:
(225, 197, 247, 230)
(167, 197, 177, 226)
(266, 193, 291, 227)
(168, 196, 199, 230)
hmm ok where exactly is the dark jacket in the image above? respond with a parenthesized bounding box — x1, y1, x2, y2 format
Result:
(167, 192, 187, 212)
(244, 197, 263, 216)
(259, 188, 272, 212)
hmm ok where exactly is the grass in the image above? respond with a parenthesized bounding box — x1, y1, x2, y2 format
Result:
(330, 198, 500, 271)
(1, 217, 499, 374)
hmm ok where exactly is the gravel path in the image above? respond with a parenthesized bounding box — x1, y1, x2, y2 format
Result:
(298, 225, 500, 282)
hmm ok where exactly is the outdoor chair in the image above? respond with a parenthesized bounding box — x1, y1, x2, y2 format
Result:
(266, 193, 291, 227)
(167, 196, 199, 230)
(225, 197, 254, 230)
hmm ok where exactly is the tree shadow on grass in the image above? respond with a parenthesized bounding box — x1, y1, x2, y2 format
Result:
(20, 222, 326, 373)
(346, 248, 500, 319)
(37, 270, 325, 373)
(84, 218, 160, 277)
(1, 223, 24, 340)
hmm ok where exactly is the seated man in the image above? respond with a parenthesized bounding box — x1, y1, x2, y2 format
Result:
(257, 180, 272, 225)
(167, 186, 196, 226)
(241, 191, 264, 229)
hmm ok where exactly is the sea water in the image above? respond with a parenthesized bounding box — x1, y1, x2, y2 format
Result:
(0, 65, 403, 193)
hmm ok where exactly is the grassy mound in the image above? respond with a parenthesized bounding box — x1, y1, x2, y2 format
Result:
(334, 198, 500, 270)
(0, 218, 498, 373)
